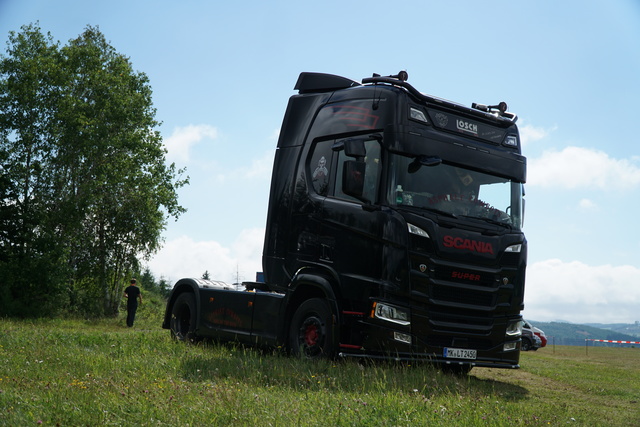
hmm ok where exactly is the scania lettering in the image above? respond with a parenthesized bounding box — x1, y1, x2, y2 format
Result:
(162, 71, 528, 374)
(443, 235, 495, 254)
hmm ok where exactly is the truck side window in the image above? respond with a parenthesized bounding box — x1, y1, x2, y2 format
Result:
(335, 137, 381, 203)
(309, 140, 333, 196)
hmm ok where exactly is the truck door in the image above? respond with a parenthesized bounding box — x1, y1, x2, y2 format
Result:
(316, 135, 385, 301)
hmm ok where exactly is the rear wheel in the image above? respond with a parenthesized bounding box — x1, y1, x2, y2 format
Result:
(289, 298, 336, 359)
(521, 338, 531, 351)
(170, 292, 198, 342)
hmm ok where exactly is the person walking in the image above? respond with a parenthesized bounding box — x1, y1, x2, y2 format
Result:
(123, 278, 142, 327)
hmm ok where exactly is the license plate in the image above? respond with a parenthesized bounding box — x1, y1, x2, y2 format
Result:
(444, 347, 477, 360)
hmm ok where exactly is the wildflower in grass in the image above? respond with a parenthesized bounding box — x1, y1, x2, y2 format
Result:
(69, 379, 88, 389)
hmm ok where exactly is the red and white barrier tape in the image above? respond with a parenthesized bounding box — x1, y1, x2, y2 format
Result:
(585, 339, 640, 344)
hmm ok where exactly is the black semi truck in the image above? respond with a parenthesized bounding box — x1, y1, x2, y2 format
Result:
(162, 71, 527, 373)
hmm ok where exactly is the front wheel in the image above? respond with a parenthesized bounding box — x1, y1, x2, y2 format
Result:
(170, 292, 198, 342)
(440, 363, 473, 375)
(289, 298, 337, 359)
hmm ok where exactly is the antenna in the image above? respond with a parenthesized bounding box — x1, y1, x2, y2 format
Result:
(233, 263, 245, 288)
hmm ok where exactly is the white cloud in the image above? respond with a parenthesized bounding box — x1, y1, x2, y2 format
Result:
(164, 124, 218, 163)
(232, 228, 266, 281)
(578, 198, 596, 210)
(241, 149, 275, 179)
(519, 124, 555, 147)
(528, 146, 640, 190)
(148, 237, 640, 324)
(524, 259, 640, 324)
(269, 128, 280, 141)
(146, 229, 264, 286)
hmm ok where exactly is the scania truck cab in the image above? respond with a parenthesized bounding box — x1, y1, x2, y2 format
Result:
(163, 71, 527, 373)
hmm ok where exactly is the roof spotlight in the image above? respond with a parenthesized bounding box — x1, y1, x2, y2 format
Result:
(489, 102, 508, 113)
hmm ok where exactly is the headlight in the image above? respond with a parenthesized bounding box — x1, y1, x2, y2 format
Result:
(506, 320, 523, 337)
(372, 302, 410, 326)
(505, 244, 522, 253)
(408, 223, 430, 238)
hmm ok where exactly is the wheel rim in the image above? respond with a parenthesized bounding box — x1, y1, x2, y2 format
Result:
(299, 316, 324, 357)
(304, 324, 319, 346)
(175, 305, 191, 337)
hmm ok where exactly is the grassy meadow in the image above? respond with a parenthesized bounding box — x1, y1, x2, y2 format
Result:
(1, 299, 639, 426)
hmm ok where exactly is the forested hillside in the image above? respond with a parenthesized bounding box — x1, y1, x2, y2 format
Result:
(529, 321, 639, 346)
(586, 322, 640, 338)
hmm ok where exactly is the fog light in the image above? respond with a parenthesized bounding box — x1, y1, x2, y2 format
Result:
(503, 135, 518, 148)
(409, 107, 429, 124)
(503, 342, 518, 352)
(394, 332, 412, 344)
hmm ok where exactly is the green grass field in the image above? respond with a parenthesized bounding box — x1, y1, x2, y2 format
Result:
(1, 307, 638, 426)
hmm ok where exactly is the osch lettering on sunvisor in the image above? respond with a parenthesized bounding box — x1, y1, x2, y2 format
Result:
(430, 111, 506, 144)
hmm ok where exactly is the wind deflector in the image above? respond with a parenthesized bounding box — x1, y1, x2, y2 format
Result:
(294, 72, 361, 94)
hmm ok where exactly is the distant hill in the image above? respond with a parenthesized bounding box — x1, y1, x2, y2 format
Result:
(527, 321, 640, 346)
(584, 322, 640, 337)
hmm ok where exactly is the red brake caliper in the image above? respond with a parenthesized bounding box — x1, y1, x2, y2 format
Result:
(304, 324, 319, 346)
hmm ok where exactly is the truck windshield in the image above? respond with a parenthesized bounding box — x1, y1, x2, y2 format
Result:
(389, 154, 524, 230)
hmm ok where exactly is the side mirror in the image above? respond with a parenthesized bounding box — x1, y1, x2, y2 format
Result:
(408, 155, 442, 173)
(333, 138, 365, 158)
(344, 139, 366, 158)
(333, 134, 380, 158)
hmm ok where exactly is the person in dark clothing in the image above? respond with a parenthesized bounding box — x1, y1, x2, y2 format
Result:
(123, 279, 142, 327)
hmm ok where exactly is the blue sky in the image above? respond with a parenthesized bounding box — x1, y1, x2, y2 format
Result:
(2, 0, 639, 324)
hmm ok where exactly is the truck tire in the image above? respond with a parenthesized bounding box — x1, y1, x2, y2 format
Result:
(170, 292, 198, 342)
(289, 298, 336, 359)
(521, 338, 531, 351)
(441, 364, 473, 375)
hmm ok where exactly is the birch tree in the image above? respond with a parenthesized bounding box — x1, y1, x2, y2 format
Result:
(0, 24, 187, 316)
